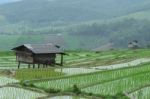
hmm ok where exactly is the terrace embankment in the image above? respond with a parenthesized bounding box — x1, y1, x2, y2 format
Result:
(1, 49, 150, 98)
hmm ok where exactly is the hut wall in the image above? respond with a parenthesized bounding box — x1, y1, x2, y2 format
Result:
(33, 54, 56, 64)
(17, 53, 33, 63)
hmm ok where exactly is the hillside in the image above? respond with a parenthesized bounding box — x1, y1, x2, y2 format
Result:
(120, 9, 150, 20)
(1, 0, 150, 26)
(0, 0, 150, 50)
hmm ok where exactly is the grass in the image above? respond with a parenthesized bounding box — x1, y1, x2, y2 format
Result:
(15, 68, 64, 80)
(0, 49, 150, 69)
(0, 51, 14, 56)
(81, 71, 150, 96)
(0, 77, 19, 86)
(62, 49, 150, 67)
(0, 87, 46, 99)
(129, 86, 150, 99)
(0, 49, 150, 98)
(32, 63, 150, 91)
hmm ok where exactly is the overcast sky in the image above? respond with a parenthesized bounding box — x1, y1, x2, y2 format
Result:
(0, 0, 21, 4)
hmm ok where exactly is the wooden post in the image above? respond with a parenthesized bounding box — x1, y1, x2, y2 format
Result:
(18, 62, 20, 69)
(33, 64, 35, 68)
(60, 54, 63, 66)
(38, 64, 40, 69)
(28, 64, 30, 68)
(15, 53, 17, 62)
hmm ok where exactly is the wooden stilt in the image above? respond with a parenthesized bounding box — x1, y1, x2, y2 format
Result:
(15, 53, 17, 62)
(60, 54, 63, 66)
(28, 64, 30, 68)
(18, 62, 20, 69)
(38, 64, 40, 69)
(33, 64, 35, 68)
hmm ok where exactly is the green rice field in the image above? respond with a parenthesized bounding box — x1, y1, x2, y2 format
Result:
(0, 49, 150, 98)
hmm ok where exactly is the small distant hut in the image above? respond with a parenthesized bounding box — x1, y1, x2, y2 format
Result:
(12, 44, 65, 69)
(128, 40, 139, 49)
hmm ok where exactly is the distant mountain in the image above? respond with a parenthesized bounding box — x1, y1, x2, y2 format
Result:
(1, 0, 150, 26)
(0, 0, 150, 50)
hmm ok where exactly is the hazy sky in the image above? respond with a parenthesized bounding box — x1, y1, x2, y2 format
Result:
(0, 0, 21, 4)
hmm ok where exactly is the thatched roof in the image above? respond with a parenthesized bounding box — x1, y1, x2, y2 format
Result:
(12, 44, 64, 54)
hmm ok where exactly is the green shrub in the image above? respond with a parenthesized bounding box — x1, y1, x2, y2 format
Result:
(45, 88, 61, 93)
(20, 80, 27, 86)
(73, 84, 81, 95)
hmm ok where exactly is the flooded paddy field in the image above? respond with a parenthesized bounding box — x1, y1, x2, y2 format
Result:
(0, 49, 150, 98)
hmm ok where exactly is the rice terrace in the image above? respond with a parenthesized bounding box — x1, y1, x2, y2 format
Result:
(1, 0, 150, 99)
(0, 49, 150, 99)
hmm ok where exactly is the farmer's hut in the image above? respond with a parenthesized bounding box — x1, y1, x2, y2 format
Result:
(12, 44, 65, 69)
(128, 40, 139, 49)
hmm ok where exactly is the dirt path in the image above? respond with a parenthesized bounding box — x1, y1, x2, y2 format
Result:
(92, 58, 150, 70)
